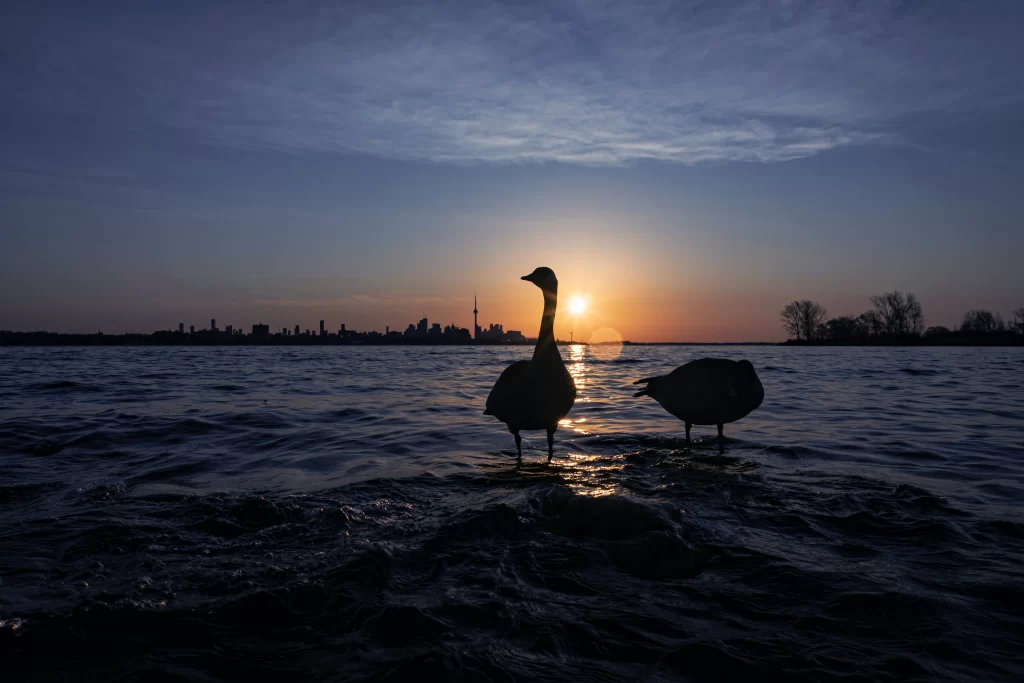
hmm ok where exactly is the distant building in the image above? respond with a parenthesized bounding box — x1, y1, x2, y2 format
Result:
(211, 319, 217, 333)
(443, 323, 472, 341)
(225, 325, 233, 335)
(417, 317, 428, 335)
(190, 325, 195, 334)
(178, 322, 184, 334)
(429, 322, 442, 336)
(505, 329, 525, 342)
(478, 323, 505, 341)
(319, 320, 325, 336)
(404, 323, 417, 337)
(295, 324, 300, 336)
(252, 323, 270, 338)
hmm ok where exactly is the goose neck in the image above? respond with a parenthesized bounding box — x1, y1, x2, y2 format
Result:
(533, 288, 559, 361)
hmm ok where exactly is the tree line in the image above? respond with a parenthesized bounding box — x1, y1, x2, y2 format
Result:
(781, 293, 1024, 344)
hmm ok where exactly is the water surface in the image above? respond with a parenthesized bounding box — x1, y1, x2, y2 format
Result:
(1, 346, 1022, 681)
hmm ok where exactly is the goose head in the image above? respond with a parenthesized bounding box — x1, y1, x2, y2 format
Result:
(521, 267, 558, 294)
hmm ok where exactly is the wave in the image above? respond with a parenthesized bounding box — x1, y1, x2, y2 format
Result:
(900, 367, 939, 376)
(26, 380, 104, 392)
(209, 384, 246, 392)
(2, 345, 1022, 682)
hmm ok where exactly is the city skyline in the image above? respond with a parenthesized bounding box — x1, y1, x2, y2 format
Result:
(166, 292, 530, 342)
(2, 293, 536, 342)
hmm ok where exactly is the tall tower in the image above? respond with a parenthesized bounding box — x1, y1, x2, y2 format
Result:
(473, 293, 479, 340)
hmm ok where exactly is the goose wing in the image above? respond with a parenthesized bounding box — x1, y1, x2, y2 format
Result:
(484, 360, 532, 421)
(634, 359, 739, 424)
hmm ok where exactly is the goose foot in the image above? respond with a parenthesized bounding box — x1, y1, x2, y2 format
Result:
(685, 422, 692, 444)
(514, 432, 522, 459)
(546, 425, 556, 460)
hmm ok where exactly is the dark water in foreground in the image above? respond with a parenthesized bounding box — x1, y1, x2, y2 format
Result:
(1, 345, 1022, 682)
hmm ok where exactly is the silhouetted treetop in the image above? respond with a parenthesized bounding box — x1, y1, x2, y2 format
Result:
(869, 291, 923, 336)
(960, 309, 1005, 333)
(823, 316, 867, 341)
(781, 300, 828, 341)
(780, 292, 1020, 345)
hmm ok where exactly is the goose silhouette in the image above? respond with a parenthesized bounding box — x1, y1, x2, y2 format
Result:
(633, 358, 763, 444)
(484, 267, 577, 459)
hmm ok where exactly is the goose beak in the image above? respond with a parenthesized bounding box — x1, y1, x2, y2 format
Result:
(521, 275, 532, 281)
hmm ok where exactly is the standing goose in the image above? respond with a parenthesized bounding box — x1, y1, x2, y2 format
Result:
(484, 267, 577, 459)
(633, 358, 764, 444)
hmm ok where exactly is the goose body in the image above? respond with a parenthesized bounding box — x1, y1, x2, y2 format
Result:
(633, 358, 763, 442)
(484, 267, 576, 459)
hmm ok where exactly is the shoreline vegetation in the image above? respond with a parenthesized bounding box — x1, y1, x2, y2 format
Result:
(780, 292, 1023, 347)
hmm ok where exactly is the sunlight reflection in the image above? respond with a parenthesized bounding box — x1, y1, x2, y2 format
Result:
(569, 344, 586, 363)
(560, 452, 621, 497)
(568, 343, 587, 393)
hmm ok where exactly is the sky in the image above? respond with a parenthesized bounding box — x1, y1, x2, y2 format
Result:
(2, 0, 1022, 342)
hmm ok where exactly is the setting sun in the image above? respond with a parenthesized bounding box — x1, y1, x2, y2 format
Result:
(568, 294, 588, 316)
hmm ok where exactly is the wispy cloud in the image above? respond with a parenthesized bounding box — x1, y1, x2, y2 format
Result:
(5, 0, 1021, 165)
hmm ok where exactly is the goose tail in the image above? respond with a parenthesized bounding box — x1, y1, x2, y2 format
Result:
(632, 376, 659, 398)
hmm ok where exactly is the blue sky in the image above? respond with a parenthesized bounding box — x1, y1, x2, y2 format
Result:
(2, 0, 1022, 340)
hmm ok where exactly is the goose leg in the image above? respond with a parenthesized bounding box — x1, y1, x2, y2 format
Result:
(546, 425, 556, 460)
(514, 431, 522, 459)
(717, 423, 725, 453)
(685, 422, 692, 443)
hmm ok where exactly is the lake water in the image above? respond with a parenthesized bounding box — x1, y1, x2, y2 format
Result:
(1, 345, 1022, 681)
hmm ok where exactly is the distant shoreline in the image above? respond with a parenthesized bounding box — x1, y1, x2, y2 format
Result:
(0, 332, 774, 347)
(2, 332, 1021, 348)
(782, 335, 1023, 347)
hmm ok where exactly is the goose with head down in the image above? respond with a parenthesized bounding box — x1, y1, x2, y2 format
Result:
(633, 358, 764, 444)
(484, 267, 577, 460)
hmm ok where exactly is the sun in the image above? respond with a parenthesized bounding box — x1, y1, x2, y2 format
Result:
(568, 294, 588, 316)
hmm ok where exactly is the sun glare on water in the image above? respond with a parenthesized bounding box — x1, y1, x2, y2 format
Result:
(568, 294, 588, 316)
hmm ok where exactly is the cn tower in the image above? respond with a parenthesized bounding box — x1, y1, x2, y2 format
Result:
(473, 293, 478, 340)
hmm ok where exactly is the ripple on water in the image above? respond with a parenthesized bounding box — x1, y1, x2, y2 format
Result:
(0, 345, 1022, 681)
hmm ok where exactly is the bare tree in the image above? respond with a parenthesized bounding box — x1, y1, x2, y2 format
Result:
(869, 291, 924, 336)
(859, 310, 883, 337)
(825, 316, 867, 341)
(781, 300, 828, 341)
(960, 309, 1005, 333)
(1014, 308, 1024, 334)
(907, 293, 924, 335)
